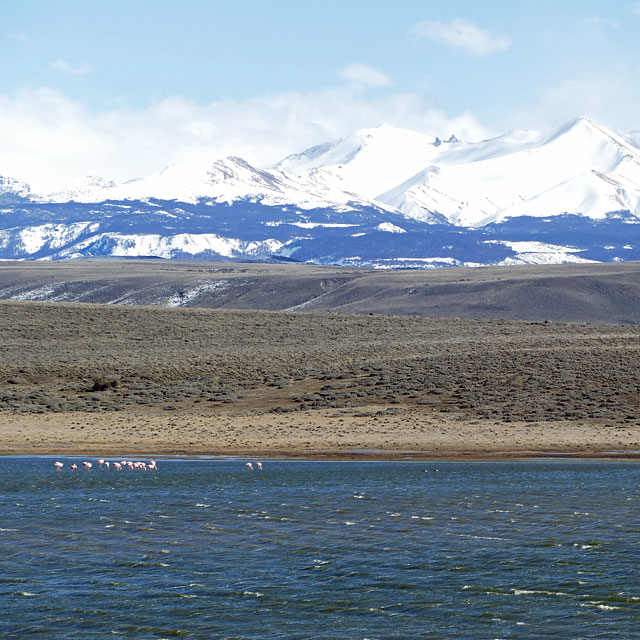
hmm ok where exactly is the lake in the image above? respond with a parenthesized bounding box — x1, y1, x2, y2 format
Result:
(1, 458, 639, 638)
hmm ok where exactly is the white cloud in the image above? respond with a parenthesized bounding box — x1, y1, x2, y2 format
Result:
(339, 62, 392, 88)
(0, 85, 492, 183)
(412, 18, 511, 56)
(49, 59, 92, 76)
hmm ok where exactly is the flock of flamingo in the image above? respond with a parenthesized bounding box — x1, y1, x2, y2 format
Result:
(53, 459, 264, 471)
(53, 459, 157, 471)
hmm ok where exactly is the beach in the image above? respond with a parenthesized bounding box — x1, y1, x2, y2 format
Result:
(1, 408, 639, 459)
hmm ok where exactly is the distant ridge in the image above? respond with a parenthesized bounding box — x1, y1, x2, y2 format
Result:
(1, 259, 640, 324)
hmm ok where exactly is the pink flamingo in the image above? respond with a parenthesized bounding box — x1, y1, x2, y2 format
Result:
(70, 463, 78, 471)
(245, 462, 253, 470)
(113, 462, 122, 471)
(97, 459, 105, 468)
(256, 462, 263, 470)
(82, 461, 92, 470)
(104, 461, 110, 469)
(148, 460, 157, 471)
(54, 461, 64, 470)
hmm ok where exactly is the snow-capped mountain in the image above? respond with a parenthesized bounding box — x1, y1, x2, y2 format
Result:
(374, 117, 640, 226)
(275, 124, 453, 200)
(0, 116, 639, 267)
(14, 116, 640, 224)
(27, 155, 381, 211)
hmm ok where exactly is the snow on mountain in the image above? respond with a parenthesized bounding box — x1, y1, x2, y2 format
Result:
(0, 216, 286, 261)
(376, 117, 640, 226)
(29, 175, 117, 202)
(62, 232, 284, 260)
(1, 116, 640, 269)
(28, 156, 382, 212)
(0, 175, 31, 199)
(276, 124, 461, 200)
(7, 116, 640, 230)
(489, 240, 597, 266)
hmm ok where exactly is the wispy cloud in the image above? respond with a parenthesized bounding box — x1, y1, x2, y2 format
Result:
(339, 62, 392, 89)
(49, 59, 92, 76)
(6, 31, 27, 43)
(0, 86, 491, 182)
(412, 19, 511, 56)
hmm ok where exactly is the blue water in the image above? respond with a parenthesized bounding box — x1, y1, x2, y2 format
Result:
(1, 458, 639, 639)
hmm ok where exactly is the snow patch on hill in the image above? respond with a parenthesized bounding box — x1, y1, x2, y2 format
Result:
(489, 240, 596, 265)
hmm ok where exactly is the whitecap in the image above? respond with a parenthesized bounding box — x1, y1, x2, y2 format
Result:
(580, 602, 620, 611)
(512, 589, 569, 597)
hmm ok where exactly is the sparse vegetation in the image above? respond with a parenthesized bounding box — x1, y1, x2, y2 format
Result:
(0, 300, 639, 428)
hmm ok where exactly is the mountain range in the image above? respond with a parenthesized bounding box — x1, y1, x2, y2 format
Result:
(1, 116, 639, 266)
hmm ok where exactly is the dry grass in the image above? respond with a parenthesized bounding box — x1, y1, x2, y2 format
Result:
(1, 300, 640, 456)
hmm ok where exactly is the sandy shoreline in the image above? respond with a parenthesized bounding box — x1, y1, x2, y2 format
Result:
(2, 407, 639, 460)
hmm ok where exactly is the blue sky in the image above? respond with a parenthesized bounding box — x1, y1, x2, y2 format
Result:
(3, 0, 640, 180)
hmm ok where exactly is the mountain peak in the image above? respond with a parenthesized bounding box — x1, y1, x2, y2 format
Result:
(554, 115, 614, 138)
(543, 116, 638, 159)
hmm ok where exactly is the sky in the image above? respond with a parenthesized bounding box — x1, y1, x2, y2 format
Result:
(3, 0, 640, 182)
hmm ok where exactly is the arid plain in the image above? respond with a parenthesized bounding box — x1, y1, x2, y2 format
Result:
(1, 260, 640, 459)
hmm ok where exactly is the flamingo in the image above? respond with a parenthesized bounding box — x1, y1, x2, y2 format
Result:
(70, 463, 78, 471)
(54, 461, 64, 470)
(148, 460, 157, 471)
(82, 461, 92, 470)
(256, 462, 263, 470)
(245, 462, 253, 470)
(113, 462, 122, 471)
(104, 461, 110, 469)
(97, 459, 105, 468)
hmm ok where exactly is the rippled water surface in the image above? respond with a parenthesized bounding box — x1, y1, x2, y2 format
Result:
(1, 458, 639, 639)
